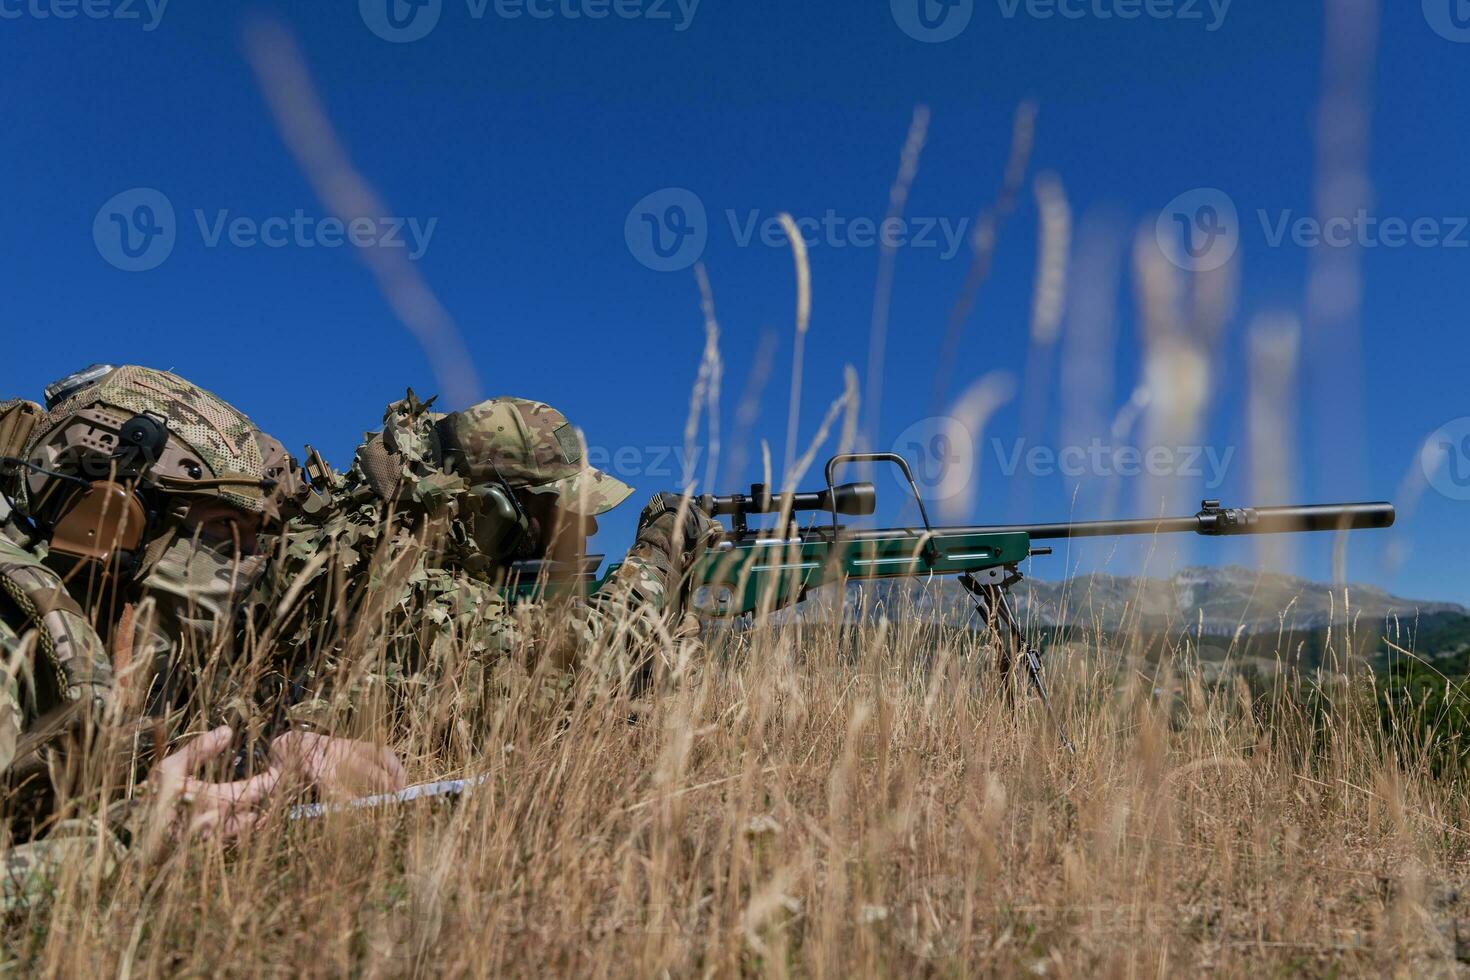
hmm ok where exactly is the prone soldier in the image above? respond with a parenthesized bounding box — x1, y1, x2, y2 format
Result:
(0, 366, 403, 908)
(264, 391, 719, 734)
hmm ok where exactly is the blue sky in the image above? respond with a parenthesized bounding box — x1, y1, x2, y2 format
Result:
(2, 1, 1467, 603)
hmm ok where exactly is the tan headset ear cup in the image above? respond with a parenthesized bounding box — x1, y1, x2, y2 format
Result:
(48, 482, 148, 565)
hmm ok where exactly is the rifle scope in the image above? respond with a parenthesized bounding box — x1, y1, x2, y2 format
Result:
(698, 482, 876, 520)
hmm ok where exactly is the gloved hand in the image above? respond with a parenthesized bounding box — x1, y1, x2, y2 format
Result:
(636, 493, 722, 558)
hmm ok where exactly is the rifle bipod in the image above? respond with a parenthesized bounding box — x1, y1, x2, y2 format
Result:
(959, 568, 1076, 754)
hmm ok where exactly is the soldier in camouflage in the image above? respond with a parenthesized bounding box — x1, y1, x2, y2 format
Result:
(0, 366, 402, 909)
(266, 391, 719, 732)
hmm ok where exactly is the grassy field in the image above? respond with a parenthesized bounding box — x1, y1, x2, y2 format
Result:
(9, 608, 1470, 978)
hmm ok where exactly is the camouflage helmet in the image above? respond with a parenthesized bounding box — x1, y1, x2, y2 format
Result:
(438, 396, 633, 517)
(22, 366, 274, 516)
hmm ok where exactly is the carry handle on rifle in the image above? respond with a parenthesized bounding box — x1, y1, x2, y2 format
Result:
(824, 453, 938, 563)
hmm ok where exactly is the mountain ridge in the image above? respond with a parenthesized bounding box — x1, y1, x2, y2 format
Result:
(797, 564, 1467, 637)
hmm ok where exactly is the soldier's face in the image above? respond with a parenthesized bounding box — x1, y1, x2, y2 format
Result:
(520, 493, 596, 562)
(178, 501, 262, 558)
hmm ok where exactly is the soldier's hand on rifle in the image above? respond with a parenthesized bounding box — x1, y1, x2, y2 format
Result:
(147, 725, 282, 843)
(268, 731, 408, 802)
(637, 492, 721, 558)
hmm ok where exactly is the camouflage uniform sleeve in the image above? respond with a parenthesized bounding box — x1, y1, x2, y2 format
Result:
(0, 611, 26, 775)
(1, 820, 127, 913)
(401, 515, 692, 697)
(0, 537, 127, 913)
(0, 536, 114, 775)
(537, 500, 716, 677)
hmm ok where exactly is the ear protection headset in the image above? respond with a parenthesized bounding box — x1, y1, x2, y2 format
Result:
(50, 412, 172, 568)
(461, 482, 534, 563)
(432, 416, 535, 566)
(22, 410, 271, 578)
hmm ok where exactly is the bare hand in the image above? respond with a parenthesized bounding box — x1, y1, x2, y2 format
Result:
(268, 731, 408, 801)
(149, 726, 280, 842)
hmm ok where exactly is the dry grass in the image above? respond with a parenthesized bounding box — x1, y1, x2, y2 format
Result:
(8, 601, 1470, 979)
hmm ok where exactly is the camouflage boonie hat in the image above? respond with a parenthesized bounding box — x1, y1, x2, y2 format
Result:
(27, 367, 270, 514)
(441, 397, 633, 517)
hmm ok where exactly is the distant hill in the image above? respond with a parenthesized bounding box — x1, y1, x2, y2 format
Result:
(790, 565, 1470, 661)
(1011, 565, 1466, 635)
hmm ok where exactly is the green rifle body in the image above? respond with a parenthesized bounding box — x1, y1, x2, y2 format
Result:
(509, 498, 1394, 619)
(681, 499, 1394, 618)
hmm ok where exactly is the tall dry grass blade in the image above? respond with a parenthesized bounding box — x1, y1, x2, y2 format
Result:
(1248, 314, 1302, 572)
(1009, 171, 1072, 517)
(778, 213, 812, 486)
(863, 105, 931, 452)
(1303, 0, 1379, 498)
(1058, 210, 1126, 472)
(930, 100, 1037, 410)
(242, 18, 481, 407)
(723, 331, 777, 486)
(935, 372, 1016, 523)
(686, 263, 725, 491)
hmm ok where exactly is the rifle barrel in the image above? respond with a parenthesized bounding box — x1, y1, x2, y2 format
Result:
(825, 501, 1395, 543)
(1027, 502, 1396, 539)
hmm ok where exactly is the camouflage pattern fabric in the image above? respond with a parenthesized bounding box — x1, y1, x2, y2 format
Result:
(254, 430, 309, 521)
(0, 370, 290, 907)
(442, 397, 633, 516)
(15, 366, 283, 737)
(0, 536, 125, 912)
(1, 820, 126, 913)
(0, 535, 115, 774)
(261, 393, 711, 732)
